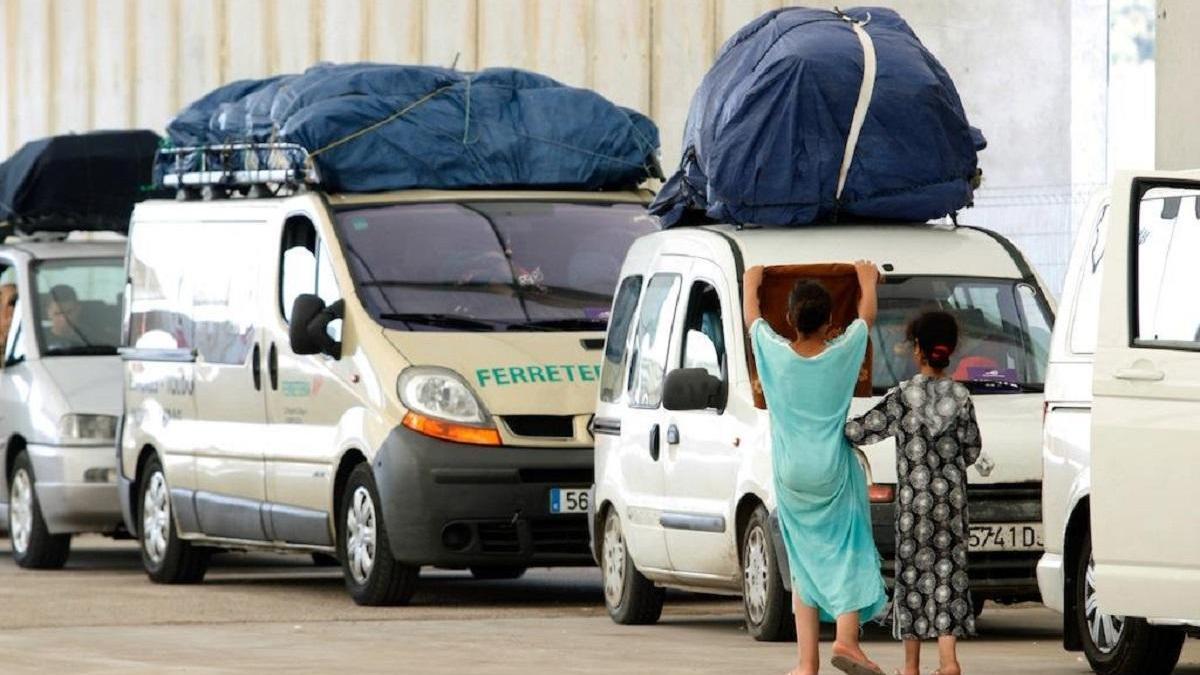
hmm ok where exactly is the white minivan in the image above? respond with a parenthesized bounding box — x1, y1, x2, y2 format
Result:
(1040, 175, 1198, 675)
(592, 222, 1054, 639)
(121, 169, 656, 604)
(0, 237, 127, 567)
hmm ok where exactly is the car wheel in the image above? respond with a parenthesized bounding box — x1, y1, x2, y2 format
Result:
(8, 451, 71, 569)
(972, 594, 986, 619)
(339, 463, 418, 606)
(469, 566, 527, 580)
(1074, 530, 1184, 675)
(742, 505, 795, 642)
(601, 506, 663, 625)
(139, 454, 208, 583)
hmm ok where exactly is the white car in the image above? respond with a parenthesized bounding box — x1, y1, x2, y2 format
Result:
(591, 222, 1054, 640)
(0, 238, 126, 568)
(1039, 175, 1198, 675)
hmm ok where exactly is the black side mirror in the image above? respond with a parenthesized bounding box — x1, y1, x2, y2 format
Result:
(289, 294, 343, 359)
(662, 368, 725, 411)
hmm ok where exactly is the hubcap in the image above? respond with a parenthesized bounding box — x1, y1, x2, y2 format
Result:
(743, 525, 770, 624)
(346, 486, 377, 585)
(9, 468, 33, 555)
(602, 511, 627, 607)
(141, 471, 171, 565)
(1085, 554, 1125, 653)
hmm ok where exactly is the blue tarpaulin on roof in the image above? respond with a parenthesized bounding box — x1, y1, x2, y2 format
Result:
(160, 64, 661, 193)
(650, 6, 986, 227)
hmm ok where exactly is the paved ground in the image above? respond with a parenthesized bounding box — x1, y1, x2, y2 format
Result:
(1, 537, 1197, 674)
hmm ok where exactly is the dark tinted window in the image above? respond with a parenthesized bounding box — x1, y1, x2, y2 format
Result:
(333, 201, 656, 332)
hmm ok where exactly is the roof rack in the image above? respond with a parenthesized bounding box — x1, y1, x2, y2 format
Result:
(156, 143, 321, 199)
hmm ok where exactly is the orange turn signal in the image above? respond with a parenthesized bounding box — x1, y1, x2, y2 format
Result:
(402, 411, 502, 446)
(868, 484, 896, 503)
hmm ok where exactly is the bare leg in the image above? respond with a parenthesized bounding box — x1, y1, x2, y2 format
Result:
(935, 635, 961, 675)
(900, 639, 920, 675)
(791, 592, 820, 675)
(832, 612, 881, 671)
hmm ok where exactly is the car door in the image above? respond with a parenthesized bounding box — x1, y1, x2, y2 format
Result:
(615, 258, 688, 572)
(261, 215, 357, 546)
(188, 220, 272, 541)
(1091, 171, 1200, 620)
(661, 260, 742, 577)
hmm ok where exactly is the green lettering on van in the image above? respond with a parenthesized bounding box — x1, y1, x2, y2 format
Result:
(281, 380, 312, 397)
(472, 364, 606, 387)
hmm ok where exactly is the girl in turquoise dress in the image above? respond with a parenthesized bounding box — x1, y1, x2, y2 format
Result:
(746, 261, 888, 675)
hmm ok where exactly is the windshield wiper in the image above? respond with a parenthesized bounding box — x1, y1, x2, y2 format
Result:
(958, 378, 1023, 394)
(42, 345, 119, 357)
(378, 313, 504, 331)
(507, 318, 607, 332)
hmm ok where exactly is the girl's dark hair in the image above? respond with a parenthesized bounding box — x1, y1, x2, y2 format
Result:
(908, 310, 959, 369)
(787, 280, 833, 336)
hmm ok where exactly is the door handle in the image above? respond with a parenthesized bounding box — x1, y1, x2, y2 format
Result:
(666, 424, 680, 445)
(268, 343, 279, 391)
(648, 424, 660, 461)
(251, 344, 262, 390)
(1114, 367, 1164, 382)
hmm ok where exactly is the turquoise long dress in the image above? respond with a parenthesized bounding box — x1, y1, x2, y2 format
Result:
(751, 318, 888, 623)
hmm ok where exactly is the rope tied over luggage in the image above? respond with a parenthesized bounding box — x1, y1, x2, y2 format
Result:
(307, 85, 458, 160)
(833, 8, 877, 218)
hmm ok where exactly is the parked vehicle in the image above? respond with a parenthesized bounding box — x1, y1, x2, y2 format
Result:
(120, 174, 656, 604)
(0, 237, 127, 567)
(1039, 175, 1198, 675)
(591, 223, 1054, 639)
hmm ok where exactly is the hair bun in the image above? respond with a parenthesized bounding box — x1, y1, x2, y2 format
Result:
(930, 345, 951, 361)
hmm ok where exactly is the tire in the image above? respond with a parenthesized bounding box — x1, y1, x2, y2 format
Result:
(1073, 530, 1184, 675)
(600, 506, 664, 625)
(311, 552, 340, 567)
(8, 451, 71, 569)
(470, 566, 527, 580)
(741, 505, 795, 642)
(339, 463, 418, 606)
(138, 454, 208, 584)
(972, 594, 986, 619)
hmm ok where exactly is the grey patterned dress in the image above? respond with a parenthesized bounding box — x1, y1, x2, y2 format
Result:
(844, 374, 982, 640)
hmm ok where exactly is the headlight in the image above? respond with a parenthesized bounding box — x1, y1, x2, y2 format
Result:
(397, 367, 489, 425)
(58, 414, 118, 443)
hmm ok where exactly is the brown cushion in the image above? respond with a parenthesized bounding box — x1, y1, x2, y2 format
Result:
(749, 263, 873, 409)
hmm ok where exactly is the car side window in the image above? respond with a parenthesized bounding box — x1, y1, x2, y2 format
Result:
(627, 273, 681, 408)
(1069, 204, 1107, 355)
(5, 295, 24, 365)
(681, 280, 726, 381)
(599, 275, 643, 403)
(1135, 188, 1200, 344)
(280, 217, 319, 323)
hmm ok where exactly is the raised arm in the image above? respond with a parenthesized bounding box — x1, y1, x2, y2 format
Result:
(743, 265, 765, 328)
(854, 259, 881, 329)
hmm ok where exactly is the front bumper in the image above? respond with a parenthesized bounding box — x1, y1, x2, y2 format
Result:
(870, 482, 1043, 601)
(373, 425, 594, 568)
(1036, 553, 1065, 613)
(23, 443, 122, 534)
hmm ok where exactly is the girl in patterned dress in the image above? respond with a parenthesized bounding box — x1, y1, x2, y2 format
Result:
(844, 311, 982, 675)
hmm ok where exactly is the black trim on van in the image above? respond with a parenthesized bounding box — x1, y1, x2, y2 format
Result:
(659, 511, 726, 533)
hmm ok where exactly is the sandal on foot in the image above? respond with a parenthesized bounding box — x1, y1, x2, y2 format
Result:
(831, 654, 884, 675)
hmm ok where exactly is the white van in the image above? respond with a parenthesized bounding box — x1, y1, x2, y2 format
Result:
(0, 237, 126, 567)
(591, 223, 1054, 639)
(1040, 175, 1198, 675)
(120, 183, 655, 604)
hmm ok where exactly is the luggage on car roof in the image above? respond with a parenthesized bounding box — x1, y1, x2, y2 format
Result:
(651, 6, 986, 228)
(0, 129, 162, 235)
(159, 63, 662, 194)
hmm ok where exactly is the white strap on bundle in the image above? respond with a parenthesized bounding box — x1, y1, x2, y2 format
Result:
(836, 15, 877, 202)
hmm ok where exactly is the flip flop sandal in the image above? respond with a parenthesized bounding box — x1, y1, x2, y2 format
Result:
(831, 654, 885, 675)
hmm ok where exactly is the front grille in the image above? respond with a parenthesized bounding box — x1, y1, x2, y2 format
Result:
(967, 483, 1041, 523)
(530, 516, 590, 556)
(504, 415, 575, 438)
(477, 522, 520, 554)
(518, 468, 593, 485)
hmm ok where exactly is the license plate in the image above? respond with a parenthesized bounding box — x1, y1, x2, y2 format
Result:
(549, 488, 589, 514)
(968, 523, 1044, 552)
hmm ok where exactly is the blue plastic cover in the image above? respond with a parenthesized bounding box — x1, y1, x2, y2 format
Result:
(161, 64, 661, 193)
(650, 6, 986, 227)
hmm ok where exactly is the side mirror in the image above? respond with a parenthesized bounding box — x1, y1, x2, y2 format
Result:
(289, 294, 343, 359)
(662, 368, 725, 411)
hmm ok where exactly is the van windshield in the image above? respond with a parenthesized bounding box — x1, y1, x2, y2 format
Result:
(871, 276, 1053, 394)
(32, 258, 124, 356)
(332, 201, 657, 332)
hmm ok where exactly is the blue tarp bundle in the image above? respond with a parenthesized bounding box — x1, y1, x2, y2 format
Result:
(161, 64, 661, 193)
(651, 6, 986, 227)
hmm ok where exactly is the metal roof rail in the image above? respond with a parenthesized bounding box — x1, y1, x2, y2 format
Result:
(156, 142, 321, 200)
